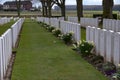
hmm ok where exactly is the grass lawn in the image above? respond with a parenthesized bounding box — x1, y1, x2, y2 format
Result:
(81, 27, 86, 40)
(0, 20, 15, 36)
(0, 11, 119, 18)
(12, 19, 108, 80)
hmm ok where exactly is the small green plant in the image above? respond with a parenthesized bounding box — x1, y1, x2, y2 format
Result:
(72, 40, 94, 56)
(112, 64, 120, 80)
(52, 29, 61, 37)
(42, 24, 50, 29)
(102, 62, 116, 75)
(47, 27, 55, 32)
(90, 55, 104, 63)
(43, 24, 48, 27)
(79, 40, 94, 56)
(62, 32, 74, 44)
(72, 40, 81, 51)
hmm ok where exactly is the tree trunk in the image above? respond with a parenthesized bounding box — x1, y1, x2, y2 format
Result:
(45, 6, 48, 17)
(42, 4, 45, 16)
(76, 0, 83, 22)
(55, 0, 66, 19)
(61, 5, 66, 19)
(103, 0, 113, 19)
(48, 6, 52, 17)
(17, 0, 21, 17)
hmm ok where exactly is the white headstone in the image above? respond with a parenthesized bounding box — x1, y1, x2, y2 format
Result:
(90, 27, 95, 43)
(103, 19, 106, 29)
(76, 24, 80, 42)
(106, 30, 114, 62)
(94, 28, 100, 55)
(100, 29, 107, 59)
(118, 20, 120, 32)
(86, 26, 91, 41)
(0, 37, 3, 80)
(113, 32, 120, 66)
(111, 20, 116, 31)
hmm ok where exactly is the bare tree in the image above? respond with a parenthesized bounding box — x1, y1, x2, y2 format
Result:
(15, 0, 21, 17)
(47, 0, 55, 17)
(16, 0, 21, 17)
(40, 0, 50, 17)
(103, 0, 114, 19)
(40, 0, 55, 17)
(76, 0, 83, 22)
(40, 0, 46, 16)
(55, 0, 66, 18)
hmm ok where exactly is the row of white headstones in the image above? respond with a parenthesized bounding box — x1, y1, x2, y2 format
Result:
(36, 17, 81, 42)
(0, 18, 24, 80)
(0, 17, 12, 25)
(86, 26, 120, 66)
(67, 17, 120, 32)
(36, 17, 120, 66)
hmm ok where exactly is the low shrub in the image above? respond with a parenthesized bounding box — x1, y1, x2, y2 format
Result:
(42, 24, 50, 29)
(52, 29, 61, 37)
(78, 41, 94, 56)
(47, 27, 55, 32)
(72, 41, 81, 51)
(90, 55, 104, 64)
(112, 64, 120, 80)
(72, 40, 94, 56)
(61, 32, 74, 44)
(102, 62, 116, 75)
(80, 41, 94, 56)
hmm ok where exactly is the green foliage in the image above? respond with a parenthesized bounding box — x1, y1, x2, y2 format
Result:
(113, 72, 120, 80)
(43, 24, 49, 29)
(81, 28, 86, 40)
(73, 40, 94, 56)
(62, 32, 73, 44)
(47, 27, 55, 32)
(113, 65, 120, 80)
(103, 62, 116, 72)
(79, 41, 94, 56)
(90, 55, 104, 63)
(52, 29, 61, 37)
(89, 55, 104, 66)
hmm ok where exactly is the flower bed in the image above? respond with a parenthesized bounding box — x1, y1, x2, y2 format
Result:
(41, 22, 118, 80)
(72, 40, 118, 80)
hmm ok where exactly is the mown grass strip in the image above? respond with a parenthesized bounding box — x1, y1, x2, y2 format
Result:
(81, 27, 86, 40)
(0, 20, 15, 36)
(12, 19, 108, 80)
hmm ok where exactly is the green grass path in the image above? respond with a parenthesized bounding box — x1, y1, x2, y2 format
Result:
(12, 19, 108, 80)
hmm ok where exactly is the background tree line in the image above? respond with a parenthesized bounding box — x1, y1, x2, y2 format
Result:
(16, 0, 114, 20)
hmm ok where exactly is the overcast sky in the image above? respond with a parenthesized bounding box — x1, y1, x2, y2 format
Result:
(0, 0, 120, 6)
(66, 0, 120, 5)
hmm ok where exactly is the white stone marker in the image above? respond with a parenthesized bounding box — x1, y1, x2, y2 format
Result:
(111, 20, 115, 31)
(113, 32, 120, 66)
(118, 20, 120, 32)
(100, 29, 107, 59)
(105, 19, 109, 30)
(103, 19, 106, 29)
(115, 20, 119, 32)
(76, 24, 80, 42)
(90, 27, 95, 43)
(0, 37, 3, 80)
(94, 28, 100, 55)
(106, 30, 114, 62)
(86, 26, 91, 41)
